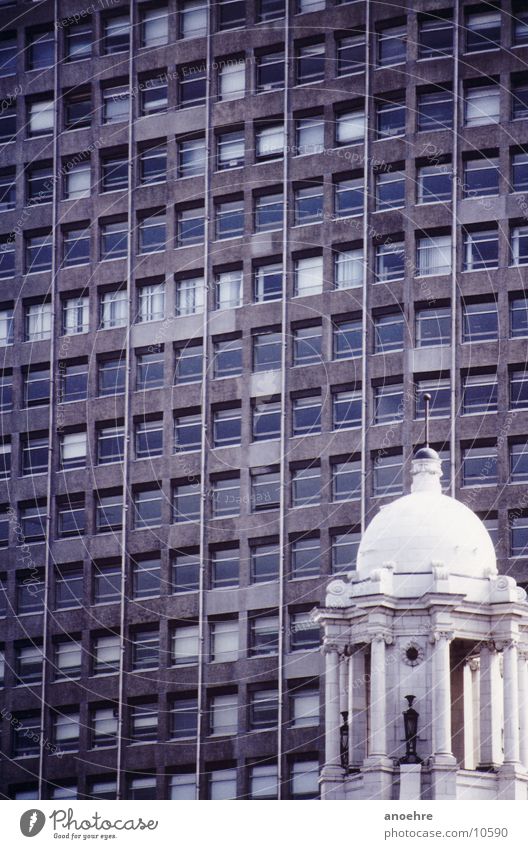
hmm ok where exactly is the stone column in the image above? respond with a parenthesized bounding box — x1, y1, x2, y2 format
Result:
(502, 639, 520, 765)
(477, 641, 502, 770)
(518, 647, 528, 770)
(323, 642, 342, 770)
(431, 629, 454, 759)
(369, 633, 388, 757)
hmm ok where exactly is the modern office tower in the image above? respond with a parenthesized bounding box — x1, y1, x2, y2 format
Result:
(0, 0, 527, 801)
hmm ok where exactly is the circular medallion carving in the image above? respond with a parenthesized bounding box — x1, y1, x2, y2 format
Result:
(402, 641, 424, 667)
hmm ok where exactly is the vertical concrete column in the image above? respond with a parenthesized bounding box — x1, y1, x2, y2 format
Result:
(518, 647, 528, 769)
(431, 629, 453, 758)
(323, 642, 342, 769)
(478, 642, 502, 769)
(502, 639, 520, 765)
(369, 634, 388, 757)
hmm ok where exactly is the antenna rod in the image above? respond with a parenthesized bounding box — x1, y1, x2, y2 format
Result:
(423, 393, 431, 447)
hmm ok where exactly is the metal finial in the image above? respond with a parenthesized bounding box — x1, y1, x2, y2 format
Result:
(422, 393, 431, 447)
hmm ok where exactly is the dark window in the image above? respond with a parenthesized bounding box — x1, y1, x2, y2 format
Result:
(333, 390, 361, 429)
(101, 219, 128, 258)
(170, 697, 198, 739)
(177, 206, 205, 246)
(0, 31, 17, 77)
(374, 383, 404, 424)
(511, 295, 528, 338)
(172, 550, 200, 593)
(101, 154, 128, 192)
(291, 537, 320, 578)
(415, 379, 450, 419)
(212, 547, 239, 589)
(55, 566, 83, 608)
(98, 425, 125, 464)
(291, 465, 321, 507)
(15, 644, 43, 684)
(98, 357, 126, 396)
(251, 471, 280, 512)
(463, 373, 498, 414)
(464, 229, 499, 271)
(212, 477, 241, 517)
(64, 91, 91, 130)
(13, 713, 41, 757)
(24, 366, 50, 407)
(63, 226, 90, 266)
(374, 311, 404, 353)
(255, 192, 283, 232)
(130, 702, 158, 741)
(65, 22, 92, 61)
(418, 16, 453, 58)
(290, 611, 320, 651)
(296, 43, 325, 84)
(333, 319, 362, 359)
(0, 104, 16, 143)
(139, 143, 167, 185)
(17, 573, 45, 614)
(376, 98, 405, 139)
(59, 362, 87, 403)
(173, 482, 201, 523)
(464, 156, 500, 198)
(136, 419, 163, 459)
(332, 460, 361, 502)
(22, 434, 47, 476)
(416, 306, 451, 347)
(462, 300, 498, 342)
(175, 342, 202, 384)
(103, 14, 129, 54)
(258, 0, 284, 22)
(133, 487, 163, 529)
(249, 613, 279, 656)
(376, 170, 405, 210)
(93, 562, 121, 605)
(216, 198, 244, 240)
(462, 444, 498, 486)
(417, 90, 453, 131)
(514, 11, 528, 46)
(249, 689, 278, 730)
(251, 543, 279, 583)
(256, 50, 285, 92)
(20, 502, 46, 543)
(417, 163, 452, 204)
(27, 162, 53, 204)
(213, 337, 242, 378)
(217, 129, 244, 170)
(466, 11, 500, 53)
(179, 64, 206, 107)
(253, 331, 281, 372)
(0, 168, 15, 210)
(511, 441, 528, 483)
(377, 25, 406, 66)
(332, 529, 361, 571)
(138, 212, 166, 254)
(96, 490, 123, 533)
(91, 706, 118, 749)
(174, 412, 201, 453)
(25, 232, 52, 273)
(28, 29, 54, 70)
(292, 396, 321, 436)
(293, 325, 322, 366)
(511, 369, 528, 410)
(178, 136, 206, 177)
(132, 629, 159, 670)
(252, 399, 281, 442)
(137, 348, 164, 391)
(213, 408, 242, 447)
(140, 76, 168, 116)
(218, 0, 245, 30)
(337, 34, 365, 75)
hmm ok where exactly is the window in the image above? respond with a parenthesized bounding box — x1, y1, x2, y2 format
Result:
(0, 104, 16, 144)
(137, 349, 164, 390)
(511, 441, 528, 483)
(93, 562, 121, 605)
(27, 162, 53, 205)
(130, 702, 158, 741)
(28, 28, 54, 70)
(217, 129, 244, 170)
(128, 776, 156, 799)
(377, 25, 406, 67)
(53, 710, 80, 753)
(512, 225, 528, 267)
(0, 439, 9, 481)
(464, 156, 500, 198)
(20, 502, 46, 543)
(291, 537, 320, 578)
(97, 425, 124, 465)
(91, 706, 118, 749)
(172, 550, 200, 594)
(208, 769, 237, 801)
(463, 372, 498, 414)
(101, 219, 128, 259)
(133, 487, 163, 529)
(466, 12, 501, 53)
(333, 248, 362, 289)
(0, 306, 12, 347)
(15, 643, 43, 685)
(177, 206, 205, 246)
(332, 459, 360, 502)
(291, 759, 319, 799)
(64, 90, 91, 130)
(170, 697, 198, 740)
(65, 22, 92, 61)
(138, 213, 166, 254)
(333, 389, 361, 429)
(25, 302, 51, 341)
(374, 383, 404, 425)
(211, 620, 239, 662)
(137, 282, 164, 322)
(291, 611, 319, 651)
(376, 98, 405, 139)
(511, 295, 528, 338)
(256, 124, 284, 161)
(62, 295, 89, 335)
(180, 0, 207, 39)
(174, 411, 201, 454)
(256, 50, 285, 91)
(333, 318, 361, 360)
(132, 628, 159, 670)
(295, 256, 323, 296)
(374, 311, 404, 353)
(416, 305, 451, 347)
(172, 624, 199, 665)
(212, 407, 241, 448)
(464, 229, 498, 271)
(376, 242, 405, 282)
(292, 395, 321, 436)
(140, 75, 168, 116)
(175, 342, 202, 384)
(418, 15, 453, 58)
(415, 378, 450, 419)
(295, 183, 324, 224)
(179, 63, 206, 107)
(373, 452, 403, 498)
(139, 143, 166, 185)
(27, 99, 53, 137)
(13, 713, 41, 757)
(210, 693, 238, 736)
(253, 331, 281, 372)
(511, 368, 528, 410)
(254, 263, 282, 304)
(0, 168, 15, 210)
(252, 399, 281, 442)
(255, 192, 283, 232)
(17, 572, 45, 614)
(296, 43, 325, 84)
(25, 365, 50, 407)
(59, 361, 87, 404)
(101, 153, 128, 192)
(218, 0, 245, 29)
(250, 543, 279, 583)
(335, 109, 365, 146)
(103, 14, 129, 54)
(212, 477, 240, 518)
(511, 515, 528, 558)
(98, 356, 125, 396)
(376, 170, 405, 211)
(462, 299, 498, 342)
(335, 176, 363, 218)
(462, 444, 498, 487)
(337, 33, 365, 75)
(173, 482, 200, 523)
(0, 31, 17, 77)
(54, 564, 83, 608)
(178, 136, 206, 177)
(219, 59, 245, 101)
(135, 419, 163, 459)
(292, 465, 320, 507)
(63, 226, 90, 267)
(417, 234, 451, 276)
(417, 89, 453, 131)
(296, 116, 324, 155)
(259, 0, 284, 22)
(249, 764, 278, 800)
(95, 490, 123, 533)
(293, 325, 322, 366)
(60, 431, 87, 470)
(465, 84, 500, 127)
(249, 688, 278, 730)
(213, 337, 242, 378)
(216, 198, 244, 240)
(22, 433, 46, 476)
(88, 779, 117, 801)
(54, 638, 82, 681)
(249, 613, 279, 656)
(102, 85, 129, 124)
(140, 7, 168, 46)
(251, 470, 280, 512)
(417, 163, 452, 204)
(176, 275, 204, 316)
(26, 233, 52, 273)
(0, 372, 10, 413)
(93, 633, 120, 675)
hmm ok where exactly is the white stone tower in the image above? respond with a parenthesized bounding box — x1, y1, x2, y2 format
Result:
(315, 447, 528, 800)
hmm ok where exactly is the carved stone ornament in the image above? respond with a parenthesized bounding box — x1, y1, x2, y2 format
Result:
(326, 579, 350, 608)
(429, 629, 454, 644)
(402, 641, 424, 667)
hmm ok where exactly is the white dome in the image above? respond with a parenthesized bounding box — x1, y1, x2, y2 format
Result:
(357, 452, 497, 581)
